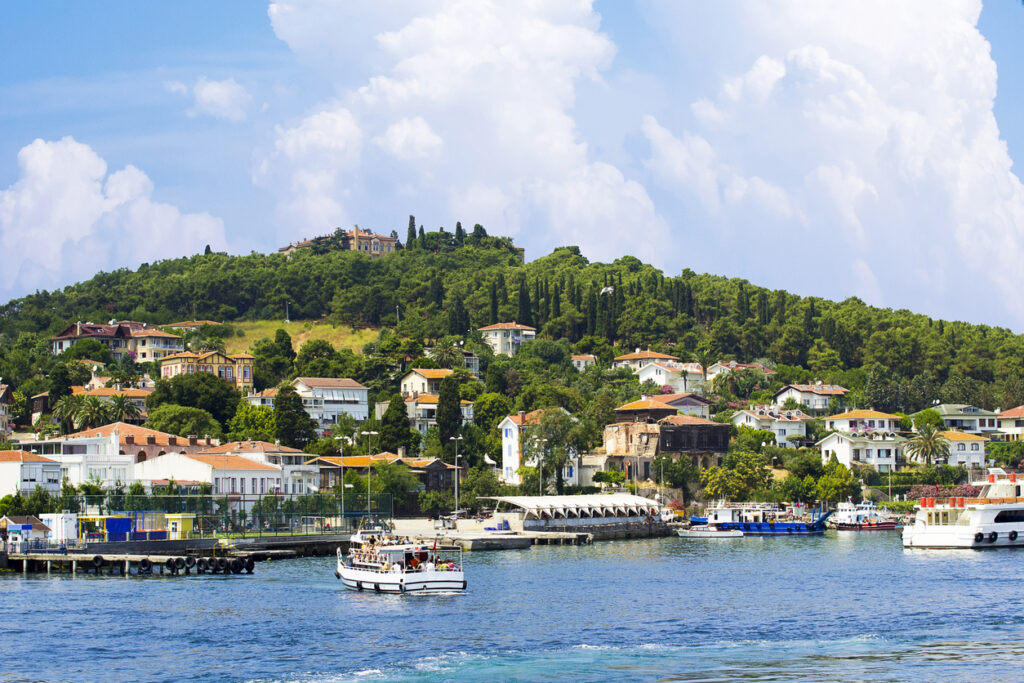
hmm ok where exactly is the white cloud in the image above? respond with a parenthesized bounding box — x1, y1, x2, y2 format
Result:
(640, 0, 1024, 324)
(374, 117, 442, 161)
(0, 137, 226, 299)
(166, 76, 252, 121)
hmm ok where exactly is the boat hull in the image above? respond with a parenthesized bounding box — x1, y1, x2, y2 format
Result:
(336, 562, 466, 593)
(678, 528, 743, 539)
(712, 521, 827, 536)
(835, 521, 898, 531)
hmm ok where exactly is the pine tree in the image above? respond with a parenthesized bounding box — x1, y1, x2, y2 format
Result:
(489, 283, 499, 325)
(380, 393, 413, 454)
(517, 279, 533, 327)
(406, 215, 417, 249)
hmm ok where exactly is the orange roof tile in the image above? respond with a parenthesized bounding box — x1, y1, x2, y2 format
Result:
(660, 414, 721, 427)
(131, 329, 181, 338)
(71, 387, 152, 398)
(571, 354, 597, 361)
(616, 398, 678, 412)
(941, 430, 988, 441)
(183, 454, 281, 471)
(405, 394, 473, 406)
(294, 377, 367, 389)
(0, 450, 58, 463)
(614, 350, 679, 361)
(410, 369, 454, 379)
(505, 409, 547, 426)
(478, 321, 536, 331)
(827, 409, 901, 420)
(68, 422, 191, 447)
(200, 441, 304, 454)
(1000, 405, 1024, 419)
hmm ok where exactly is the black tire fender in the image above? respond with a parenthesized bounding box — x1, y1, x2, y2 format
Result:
(335, 570, 341, 580)
(230, 558, 243, 574)
(373, 583, 381, 593)
(139, 558, 152, 572)
(185, 556, 196, 569)
(196, 558, 208, 572)
(174, 557, 186, 570)
(92, 555, 104, 568)
(217, 557, 229, 572)
(357, 581, 364, 591)
(974, 532, 984, 543)
(989, 531, 998, 543)
(1011, 530, 1019, 541)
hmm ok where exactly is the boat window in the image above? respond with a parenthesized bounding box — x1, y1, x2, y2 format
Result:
(993, 509, 1024, 523)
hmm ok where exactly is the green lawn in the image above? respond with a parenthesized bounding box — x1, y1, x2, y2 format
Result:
(225, 320, 380, 355)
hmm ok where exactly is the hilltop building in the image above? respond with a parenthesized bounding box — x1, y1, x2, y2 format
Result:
(245, 377, 369, 430)
(159, 351, 254, 393)
(49, 321, 184, 360)
(731, 405, 813, 448)
(278, 225, 398, 259)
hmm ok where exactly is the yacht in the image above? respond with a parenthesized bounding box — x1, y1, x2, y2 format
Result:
(677, 525, 744, 539)
(832, 500, 897, 531)
(335, 537, 466, 593)
(903, 469, 1024, 549)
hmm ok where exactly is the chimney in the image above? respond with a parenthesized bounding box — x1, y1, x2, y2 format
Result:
(204, 434, 212, 445)
(146, 435, 156, 445)
(188, 435, 197, 446)
(275, 439, 281, 448)
(398, 446, 406, 458)
(168, 436, 178, 446)
(77, 321, 82, 336)
(125, 434, 135, 445)
(519, 411, 526, 425)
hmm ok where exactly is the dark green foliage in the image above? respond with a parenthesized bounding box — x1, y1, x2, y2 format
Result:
(436, 375, 462, 460)
(273, 385, 318, 449)
(146, 372, 240, 426)
(380, 393, 418, 455)
(145, 404, 223, 439)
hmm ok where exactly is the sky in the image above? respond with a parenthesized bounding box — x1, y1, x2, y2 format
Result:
(2, 1, 1024, 330)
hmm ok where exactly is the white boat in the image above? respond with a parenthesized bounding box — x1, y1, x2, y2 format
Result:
(832, 500, 898, 531)
(678, 525, 744, 538)
(903, 468, 1024, 549)
(335, 537, 466, 593)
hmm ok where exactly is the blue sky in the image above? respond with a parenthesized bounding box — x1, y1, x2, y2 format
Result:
(2, 1, 1024, 331)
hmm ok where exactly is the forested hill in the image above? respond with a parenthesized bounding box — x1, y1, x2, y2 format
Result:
(2, 224, 1023, 412)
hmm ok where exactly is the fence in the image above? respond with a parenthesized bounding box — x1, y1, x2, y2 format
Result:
(58, 492, 393, 540)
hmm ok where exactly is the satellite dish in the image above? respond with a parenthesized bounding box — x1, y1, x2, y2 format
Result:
(483, 454, 497, 466)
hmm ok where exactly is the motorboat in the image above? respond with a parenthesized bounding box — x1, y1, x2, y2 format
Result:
(903, 469, 1024, 549)
(677, 525, 743, 539)
(335, 537, 466, 593)
(699, 501, 832, 536)
(832, 500, 898, 531)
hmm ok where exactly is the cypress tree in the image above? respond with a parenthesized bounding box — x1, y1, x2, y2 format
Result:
(406, 215, 417, 249)
(518, 279, 533, 327)
(552, 283, 561, 318)
(436, 376, 462, 461)
(418, 226, 426, 249)
(497, 273, 508, 304)
(489, 282, 499, 324)
(455, 221, 465, 245)
(380, 393, 413, 454)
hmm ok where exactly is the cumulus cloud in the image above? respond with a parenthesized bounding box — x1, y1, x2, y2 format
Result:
(0, 137, 226, 299)
(262, 0, 670, 264)
(166, 76, 252, 121)
(640, 0, 1024, 325)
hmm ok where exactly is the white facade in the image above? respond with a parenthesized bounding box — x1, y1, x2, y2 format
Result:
(135, 452, 282, 511)
(929, 404, 1000, 435)
(405, 396, 475, 435)
(571, 355, 596, 371)
(247, 378, 369, 430)
(612, 350, 680, 372)
(826, 411, 901, 433)
(818, 432, 904, 472)
(206, 442, 319, 495)
(0, 452, 62, 497)
(39, 512, 77, 542)
(0, 384, 12, 437)
(17, 435, 134, 489)
(400, 369, 453, 397)
(478, 323, 537, 356)
(497, 410, 579, 487)
(942, 431, 987, 468)
(773, 384, 848, 414)
(998, 406, 1024, 441)
(730, 407, 810, 448)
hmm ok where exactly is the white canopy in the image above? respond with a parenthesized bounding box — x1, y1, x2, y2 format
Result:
(482, 494, 661, 520)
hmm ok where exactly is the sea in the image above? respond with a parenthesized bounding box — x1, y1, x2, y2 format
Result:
(3, 531, 1024, 682)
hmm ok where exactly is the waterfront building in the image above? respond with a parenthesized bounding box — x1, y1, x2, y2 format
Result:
(496, 409, 579, 486)
(817, 431, 905, 472)
(731, 405, 813, 448)
(571, 354, 597, 371)
(477, 322, 536, 356)
(481, 494, 662, 532)
(611, 349, 679, 372)
(826, 409, 902, 433)
(0, 515, 51, 544)
(201, 441, 319, 494)
(773, 383, 849, 415)
(997, 404, 1024, 441)
(0, 451, 61, 497)
(940, 430, 987, 468)
(134, 452, 282, 509)
(399, 368, 453, 397)
(920, 404, 1001, 436)
(308, 453, 459, 493)
(17, 431, 134, 488)
(159, 350, 255, 393)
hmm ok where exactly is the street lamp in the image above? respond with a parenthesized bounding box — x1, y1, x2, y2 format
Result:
(450, 435, 463, 516)
(360, 430, 378, 519)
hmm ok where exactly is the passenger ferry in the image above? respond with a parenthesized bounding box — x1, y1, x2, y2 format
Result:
(695, 501, 832, 536)
(902, 469, 1024, 549)
(832, 500, 898, 531)
(335, 537, 466, 593)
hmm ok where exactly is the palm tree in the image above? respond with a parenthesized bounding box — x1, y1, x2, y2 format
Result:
(108, 394, 141, 423)
(905, 424, 950, 465)
(431, 338, 462, 369)
(76, 396, 112, 430)
(692, 342, 719, 394)
(52, 394, 85, 434)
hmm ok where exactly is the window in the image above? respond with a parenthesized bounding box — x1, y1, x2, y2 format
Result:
(994, 509, 1024, 523)
(957, 443, 965, 451)
(971, 444, 980, 451)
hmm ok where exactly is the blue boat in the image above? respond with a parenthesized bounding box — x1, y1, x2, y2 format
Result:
(698, 502, 833, 536)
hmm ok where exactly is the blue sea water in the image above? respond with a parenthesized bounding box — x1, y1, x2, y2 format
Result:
(3, 532, 1024, 682)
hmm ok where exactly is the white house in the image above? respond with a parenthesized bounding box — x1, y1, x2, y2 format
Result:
(926, 404, 1000, 436)
(246, 377, 369, 429)
(14, 434, 134, 489)
(706, 361, 776, 381)
(424, 347, 480, 376)
(998, 404, 1024, 441)
(200, 441, 319, 495)
(399, 368, 454, 397)
(818, 431, 905, 472)
(730, 406, 813, 448)
(612, 349, 679, 372)
(478, 322, 536, 356)
(571, 354, 597, 371)
(497, 409, 578, 486)
(134, 452, 282, 512)
(773, 383, 849, 415)
(941, 431, 987, 468)
(0, 451, 62, 497)
(0, 383, 12, 437)
(826, 409, 902, 433)
(404, 395, 474, 435)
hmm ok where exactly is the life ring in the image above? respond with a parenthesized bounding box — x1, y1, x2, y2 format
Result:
(974, 532, 984, 543)
(1010, 531, 1019, 541)
(989, 531, 998, 543)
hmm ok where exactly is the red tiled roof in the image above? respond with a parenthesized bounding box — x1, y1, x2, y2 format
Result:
(409, 369, 454, 380)
(478, 322, 536, 331)
(131, 329, 181, 338)
(660, 414, 722, 427)
(71, 386, 152, 398)
(505, 409, 547, 427)
(614, 350, 679, 361)
(200, 441, 304, 454)
(183, 454, 281, 471)
(778, 383, 849, 396)
(0, 450, 58, 463)
(294, 376, 366, 389)
(1000, 405, 1024, 419)
(571, 354, 597, 361)
(68, 422, 197, 447)
(616, 398, 677, 412)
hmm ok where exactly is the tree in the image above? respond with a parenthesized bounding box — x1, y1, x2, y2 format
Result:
(524, 408, 584, 493)
(62, 339, 114, 365)
(406, 215, 417, 249)
(75, 396, 111, 430)
(914, 408, 946, 431)
(371, 461, 421, 508)
(274, 329, 296, 366)
(905, 424, 950, 465)
(273, 385, 317, 449)
(227, 401, 276, 442)
(815, 456, 861, 502)
(107, 394, 141, 422)
(436, 376, 463, 459)
(652, 452, 699, 501)
(52, 394, 85, 434)
(144, 404, 223, 439)
(146, 372, 241, 426)
(431, 337, 462, 369)
(517, 279, 533, 327)
(380, 394, 416, 455)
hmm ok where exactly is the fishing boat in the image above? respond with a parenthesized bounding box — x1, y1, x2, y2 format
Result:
(335, 537, 466, 593)
(697, 501, 832, 536)
(832, 500, 898, 531)
(677, 525, 744, 539)
(903, 469, 1024, 549)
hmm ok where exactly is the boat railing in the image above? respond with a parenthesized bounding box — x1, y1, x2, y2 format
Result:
(919, 497, 1024, 507)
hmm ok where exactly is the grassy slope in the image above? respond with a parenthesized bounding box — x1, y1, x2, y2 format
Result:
(224, 320, 380, 355)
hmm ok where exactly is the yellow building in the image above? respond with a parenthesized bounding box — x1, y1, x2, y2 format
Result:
(159, 351, 254, 393)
